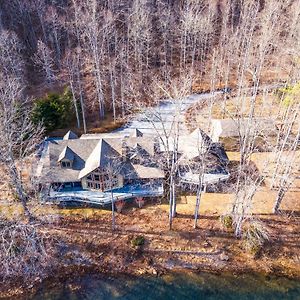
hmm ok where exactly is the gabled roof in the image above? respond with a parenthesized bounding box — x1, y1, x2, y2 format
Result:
(209, 143, 229, 165)
(129, 143, 151, 159)
(211, 118, 276, 138)
(125, 137, 155, 156)
(132, 128, 143, 137)
(124, 164, 165, 179)
(58, 146, 75, 162)
(63, 130, 78, 140)
(41, 139, 99, 183)
(78, 139, 120, 179)
(178, 128, 212, 159)
(38, 129, 164, 184)
(190, 128, 212, 145)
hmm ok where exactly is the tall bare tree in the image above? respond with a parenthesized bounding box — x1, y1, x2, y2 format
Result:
(34, 40, 56, 85)
(0, 78, 43, 221)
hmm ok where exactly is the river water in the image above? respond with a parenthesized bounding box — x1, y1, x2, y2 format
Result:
(30, 271, 300, 300)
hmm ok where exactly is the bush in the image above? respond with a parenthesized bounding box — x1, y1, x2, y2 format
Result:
(31, 88, 74, 132)
(277, 82, 300, 107)
(243, 221, 269, 256)
(131, 235, 145, 247)
(220, 214, 233, 230)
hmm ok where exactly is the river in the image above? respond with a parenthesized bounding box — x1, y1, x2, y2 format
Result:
(29, 271, 300, 300)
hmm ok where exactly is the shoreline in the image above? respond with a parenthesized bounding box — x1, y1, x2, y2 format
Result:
(1, 261, 299, 300)
(1, 204, 299, 299)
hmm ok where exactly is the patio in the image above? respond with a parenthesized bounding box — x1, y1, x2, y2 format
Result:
(48, 183, 164, 206)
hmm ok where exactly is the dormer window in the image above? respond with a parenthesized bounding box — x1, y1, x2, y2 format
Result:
(61, 160, 72, 168)
(57, 146, 75, 169)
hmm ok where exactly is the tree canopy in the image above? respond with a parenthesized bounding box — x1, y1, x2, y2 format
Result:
(31, 88, 75, 132)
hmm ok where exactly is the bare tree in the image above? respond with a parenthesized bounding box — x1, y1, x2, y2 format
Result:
(271, 85, 300, 213)
(0, 218, 58, 280)
(272, 136, 300, 214)
(0, 78, 43, 221)
(71, 0, 108, 119)
(0, 30, 25, 84)
(63, 47, 89, 132)
(34, 40, 56, 85)
(104, 156, 123, 231)
(44, 4, 64, 68)
(179, 1, 216, 76)
(129, 75, 192, 229)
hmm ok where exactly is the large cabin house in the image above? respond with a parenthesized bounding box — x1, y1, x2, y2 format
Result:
(37, 128, 229, 205)
(39, 129, 164, 192)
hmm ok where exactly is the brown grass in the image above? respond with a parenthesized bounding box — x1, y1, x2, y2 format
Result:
(49, 112, 125, 137)
(193, 92, 284, 135)
(211, 94, 280, 120)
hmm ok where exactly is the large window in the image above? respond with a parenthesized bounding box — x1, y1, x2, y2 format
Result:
(86, 168, 119, 191)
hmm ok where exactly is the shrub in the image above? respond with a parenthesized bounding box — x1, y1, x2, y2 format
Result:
(220, 214, 233, 230)
(243, 221, 269, 256)
(131, 235, 145, 247)
(277, 82, 300, 107)
(31, 88, 74, 132)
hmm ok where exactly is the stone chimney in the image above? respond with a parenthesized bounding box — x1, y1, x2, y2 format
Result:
(121, 139, 129, 161)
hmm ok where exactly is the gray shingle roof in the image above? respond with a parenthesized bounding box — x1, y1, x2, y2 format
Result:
(211, 118, 277, 139)
(58, 146, 75, 162)
(39, 131, 163, 184)
(63, 130, 78, 140)
(123, 164, 164, 179)
(125, 137, 155, 156)
(78, 139, 121, 179)
(132, 128, 143, 137)
(40, 139, 99, 183)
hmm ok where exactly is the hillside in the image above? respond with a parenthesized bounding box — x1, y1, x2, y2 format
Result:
(0, 1, 299, 298)
(0, 0, 299, 128)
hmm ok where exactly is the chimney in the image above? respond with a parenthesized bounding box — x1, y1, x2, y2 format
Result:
(121, 139, 129, 161)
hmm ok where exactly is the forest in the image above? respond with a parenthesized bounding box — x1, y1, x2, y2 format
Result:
(0, 0, 299, 127)
(0, 0, 299, 297)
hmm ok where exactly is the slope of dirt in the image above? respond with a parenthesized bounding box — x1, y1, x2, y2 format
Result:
(1, 199, 299, 298)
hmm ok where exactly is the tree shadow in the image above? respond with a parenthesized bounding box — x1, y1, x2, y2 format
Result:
(175, 213, 219, 221)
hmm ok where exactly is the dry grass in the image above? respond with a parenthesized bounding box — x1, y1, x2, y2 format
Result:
(194, 92, 283, 134)
(166, 188, 299, 216)
(158, 150, 300, 216)
(211, 94, 280, 120)
(49, 112, 125, 138)
(227, 150, 300, 188)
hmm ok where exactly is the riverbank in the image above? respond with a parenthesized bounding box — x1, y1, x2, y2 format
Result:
(1, 200, 299, 299)
(13, 269, 300, 300)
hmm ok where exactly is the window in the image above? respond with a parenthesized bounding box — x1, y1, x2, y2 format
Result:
(87, 182, 93, 188)
(86, 170, 120, 191)
(61, 161, 71, 168)
(102, 182, 108, 190)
